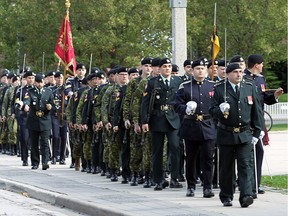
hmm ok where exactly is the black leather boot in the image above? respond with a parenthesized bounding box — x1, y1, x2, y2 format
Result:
(130, 172, 138, 186)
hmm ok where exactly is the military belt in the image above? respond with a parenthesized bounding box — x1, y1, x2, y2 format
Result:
(155, 104, 174, 111)
(217, 123, 250, 133)
(36, 111, 44, 117)
(184, 114, 211, 121)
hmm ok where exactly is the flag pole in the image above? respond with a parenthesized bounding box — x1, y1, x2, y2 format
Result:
(211, 3, 217, 81)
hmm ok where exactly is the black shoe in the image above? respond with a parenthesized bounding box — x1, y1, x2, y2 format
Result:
(59, 159, 66, 165)
(31, 165, 38, 170)
(252, 193, 257, 199)
(51, 158, 56, 165)
(162, 179, 169, 188)
(178, 175, 185, 182)
(240, 196, 254, 208)
(110, 173, 118, 182)
(137, 176, 145, 184)
(223, 199, 233, 207)
(169, 178, 183, 188)
(42, 164, 49, 170)
(143, 179, 151, 188)
(70, 163, 75, 168)
(186, 188, 195, 197)
(130, 176, 138, 186)
(121, 177, 129, 184)
(203, 189, 215, 198)
(154, 184, 163, 191)
(258, 188, 265, 194)
(22, 161, 28, 166)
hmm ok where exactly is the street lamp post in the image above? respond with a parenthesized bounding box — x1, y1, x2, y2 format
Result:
(170, 0, 187, 75)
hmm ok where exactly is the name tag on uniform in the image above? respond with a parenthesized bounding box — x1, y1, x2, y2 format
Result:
(248, 96, 253, 104)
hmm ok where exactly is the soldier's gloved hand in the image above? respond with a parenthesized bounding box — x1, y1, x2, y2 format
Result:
(134, 123, 141, 134)
(24, 104, 30, 112)
(113, 126, 119, 132)
(46, 103, 52, 110)
(16, 100, 24, 110)
(124, 120, 131, 129)
(219, 102, 230, 114)
(251, 137, 259, 146)
(68, 91, 74, 97)
(186, 101, 197, 115)
(259, 131, 265, 139)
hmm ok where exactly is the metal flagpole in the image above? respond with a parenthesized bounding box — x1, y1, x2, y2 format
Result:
(223, 28, 229, 119)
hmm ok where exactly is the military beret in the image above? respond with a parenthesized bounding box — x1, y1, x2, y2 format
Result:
(199, 57, 209, 65)
(1, 69, 10, 75)
(230, 55, 245, 63)
(217, 60, 227, 67)
(207, 60, 218, 68)
(7, 72, 15, 79)
(116, 67, 128, 73)
(248, 54, 264, 65)
(76, 63, 86, 70)
(54, 72, 64, 78)
(35, 73, 45, 82)
(159, 58, 172, 67)
(45, 71, 55, 77)
(86, 73, 97, 81)
(91, 67, 101, 74)
(107, 68, 117, 76)
(12, 75, 20, 83)
(141, 57, 152, 65)
(151, 57, 161, 67)
(226, 63, 241, 73)
(81, 77, 88, 85)
(183, 59, 192, 67)
(192, 59, 205, 68)
(172, 64, 179, 72)
(95, 71, 106, 79)
(128, 67, 139, 75)
(0, 73, 8, 78)
(23, 71, 35, 78)
(20, 66, 32, 74)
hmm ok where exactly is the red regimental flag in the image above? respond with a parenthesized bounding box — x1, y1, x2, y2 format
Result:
(55, 14, 76, 76)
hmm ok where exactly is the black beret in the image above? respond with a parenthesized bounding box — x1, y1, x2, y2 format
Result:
(192, 59, 205, 68)
(35, 73, 45, 82)
(128, 67, 139, 75)
(116, 67, 128, 73)
(95, 71, 106, 79)
(54, 72, 64, 78)
(23, 71, 35, 78)
(159, 58, 172, 67)
(1, 69, 10, 75)
(151, 57, 161, 66)
(76, 63, 86, 70)
(230, 55, 245, 63)
(0, 72, 8, 78)
(20, 66, 32, 74)
(217, 60, 227, 67)
(226, 63, 241, 73)
(141, 57, 152, 65)
(81, 77, 88, 85)
(207, 60, 218, 68)
(86, 73, 97, 81)
(107, 68, 117, 76)
(183, 59, 192, 67)
(45, 71, 55, 77)
(199, 57, 208, 65)
(248, 54, 264, 65)
(91, 67, 101, 74)
(172, 64, 179, 72)
(12, 75, 20, 83)
(7, 72, 15, 79)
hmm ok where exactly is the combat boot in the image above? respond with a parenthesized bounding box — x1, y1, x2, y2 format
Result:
(143, 172, 151, 188)
(86, 160, 92, 173)
(75, 158, 80, 171)
(110, 169, 118, 182)
(130, 172, 138, 186)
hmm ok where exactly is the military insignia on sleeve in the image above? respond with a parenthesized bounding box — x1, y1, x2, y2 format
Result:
(24, 92, 29, 99)
(143, 92, 148, 97)
(260, 84, 266, 92)
(248, 96, 253, 104)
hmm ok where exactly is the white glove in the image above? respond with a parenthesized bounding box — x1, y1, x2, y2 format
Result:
(186, 101, 197, 115)
(219, 102, 230, 114)
(251, 137, 259, 146)
(259, 131, 265, 139)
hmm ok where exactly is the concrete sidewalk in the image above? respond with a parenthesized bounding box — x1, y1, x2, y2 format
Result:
(0, 131, 287, 216)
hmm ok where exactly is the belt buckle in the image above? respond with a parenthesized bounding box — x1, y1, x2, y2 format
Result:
(196, 114, 203, 121)
(233, 127, 240, 133)
(36, 111, 44, 117)
(163, 105, 169, 111)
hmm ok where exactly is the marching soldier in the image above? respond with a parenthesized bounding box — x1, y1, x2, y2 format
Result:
(0, 70, 9, 153)
(175, 59, 216, 198)
(15, 71, 35, 166)
(209, 63, 262, 207)
(22, 74, 54, 170)
(141, 58, 183, 191)
(44, 71, 56, 88)
(181, 59, 193, 81)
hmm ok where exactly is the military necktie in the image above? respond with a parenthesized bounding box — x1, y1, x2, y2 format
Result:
(235, 85, 239, 97)
(165, 79, 169, 88)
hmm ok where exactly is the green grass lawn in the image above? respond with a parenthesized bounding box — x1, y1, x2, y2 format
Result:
(279, 93, 287, 102)
(262, 175, 288, 190)
(271, 124, 288, 131)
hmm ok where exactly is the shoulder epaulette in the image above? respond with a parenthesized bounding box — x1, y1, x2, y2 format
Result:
(214, 79, 225, 86)
(207, 79, 216, 84)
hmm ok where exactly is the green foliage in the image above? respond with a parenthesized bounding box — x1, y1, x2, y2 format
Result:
(0, 0, 287, 73)
(262, 175, 288, 190)
(271, 124, 288, 131)
(279, 93, 288, 103)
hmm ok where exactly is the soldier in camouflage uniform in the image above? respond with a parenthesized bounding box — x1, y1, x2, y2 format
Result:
(94, 69, 116, 177)
(0, 70, 9, 153)
(1, 75, 20, 156)
(102, 67, 129, 182)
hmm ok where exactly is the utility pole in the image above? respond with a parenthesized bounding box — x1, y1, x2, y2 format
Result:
(170, 0, 187, 75)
